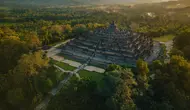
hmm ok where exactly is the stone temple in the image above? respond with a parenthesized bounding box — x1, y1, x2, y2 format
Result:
(61, 21, 153, 67)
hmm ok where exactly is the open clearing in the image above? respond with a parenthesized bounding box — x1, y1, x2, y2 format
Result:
(153, 34, 175, 42)
(51, 59, 105, 83)
(79, 70, 105, 83)
(55, 61, 77, 71)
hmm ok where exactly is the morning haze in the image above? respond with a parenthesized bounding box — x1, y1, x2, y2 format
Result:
(1, 0, 190, 110)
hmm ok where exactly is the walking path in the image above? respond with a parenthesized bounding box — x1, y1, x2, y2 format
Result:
(36, 40, 104, 110)
(35, 61, 88, 110)
(145, 40, 173, 63)
(50, 48, 105, 73)
(35, 65, 73, 110)
(51, 56, 105, 73)
(145, 42, 161, 63)
(160, 40, 173, 57)
(47, 39, 73, 57)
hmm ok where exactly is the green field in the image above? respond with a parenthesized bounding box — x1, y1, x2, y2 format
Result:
(51, 59, 105, 83)
(55, 62, 76, 71)
(79, 70, 105, 83)
(0, 6, 10, 10)
(153, 34, 175, 42)
(50, 59, 76, 71)
(57, 53, 74, 60)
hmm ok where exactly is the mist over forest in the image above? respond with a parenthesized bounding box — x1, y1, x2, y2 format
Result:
(2, 0, 183, 6)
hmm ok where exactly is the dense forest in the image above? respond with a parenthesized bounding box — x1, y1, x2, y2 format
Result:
(1, 1, 190, 110)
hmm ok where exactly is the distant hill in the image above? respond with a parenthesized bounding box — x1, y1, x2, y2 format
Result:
(3, 0, 87, 5)
(2, 0, 185, 6)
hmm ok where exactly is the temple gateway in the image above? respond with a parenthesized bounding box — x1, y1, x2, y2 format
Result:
(61, 22, 153, 67)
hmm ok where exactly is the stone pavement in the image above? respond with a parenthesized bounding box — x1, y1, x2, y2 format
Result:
(51, 55, 105, 73)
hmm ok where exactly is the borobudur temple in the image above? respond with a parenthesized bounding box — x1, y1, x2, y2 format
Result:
(61, 21, 153, 67)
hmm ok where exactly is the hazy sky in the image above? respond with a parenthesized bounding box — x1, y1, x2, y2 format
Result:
(105, 0, 178, 3)
(4, 0, 179, 5)
(136, 0, 178, 2)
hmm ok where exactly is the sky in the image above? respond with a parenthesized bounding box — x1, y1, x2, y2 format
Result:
(136, 0, 178, 3)
(3, 0, 179, 5)
(103, 0, 178, 3)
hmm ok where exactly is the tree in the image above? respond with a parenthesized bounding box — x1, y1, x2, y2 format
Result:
(173, 29, 190, 59)
(151, 56, 190, 110)
(50, 25, 63, 35)
(63, 24, 72, 34)
(87, 23, 94, 31)
(108, 69, 137, 110)
(102, 67, 137, 110)
(13, 51, 49, 77)
(6, 88, 25, 107)
(0, 27, 16, 38)
(152, 60, 163, 70)
(182, 45, 190, 59)
(47, 79, 107, 110)
(73, 24, 88, 36)
(170, 48, 184, 57)
(0, 36, 29, 74)
(24, 32, 41, 50)
(106, 64, 122, 72)
(39, 26, 50, 45)
(174, 30, 190, 51)
(136, 59, 149, 91)
(3, 51, 50, 109)
(35, 77, 53, 94)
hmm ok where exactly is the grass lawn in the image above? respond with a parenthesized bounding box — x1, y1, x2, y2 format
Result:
(153, 34, 175, 42)
(0, 6, 10, 10)
(57, 53, 71, 59)
(0, 22, 17, 26)
(55, 61, 76, 71)
(50, 60, 105, 83)
(79, 70, 105, 83)
(57, 53, 74, 60)
(50, 59, 76, 71)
